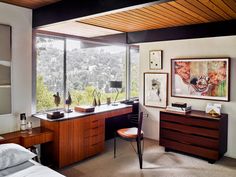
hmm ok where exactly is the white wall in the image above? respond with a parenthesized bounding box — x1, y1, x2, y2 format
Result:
(139, 36, 236, 158)
(0, 3, 39, 134)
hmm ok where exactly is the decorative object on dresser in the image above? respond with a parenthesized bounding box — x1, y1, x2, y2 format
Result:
(49, 92, 64, 119)
(47, 111, 64, 119)
(149, 50, 163, 70)
(144, 72, 168, 108)
(92, 89, 98, 106)
(160, 110, 228, 163)
(206, 103, 222, 117)
(74, 105, 95, 113)
(171, 58, 230, 101)
(65, 91, 72, 113)
(20, 113, 27, 133)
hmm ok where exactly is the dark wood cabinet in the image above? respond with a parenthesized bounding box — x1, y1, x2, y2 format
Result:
(160, 110, 228, 163)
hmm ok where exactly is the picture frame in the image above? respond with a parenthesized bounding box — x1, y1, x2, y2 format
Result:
(171, 57, 230, 101)
(149, 50, 163, 70)
(144, 72, 168, 108)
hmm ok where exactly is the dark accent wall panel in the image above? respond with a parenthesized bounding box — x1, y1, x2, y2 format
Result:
(33, 0, 161, 27)
(127, 20, 236, 44)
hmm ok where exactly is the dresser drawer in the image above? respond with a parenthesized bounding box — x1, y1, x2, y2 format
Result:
(160, 121, 219, 138)
(90, 119, 105, 129)
(90, 126, 104, 136)
(160, 113, 219, 129)
(160, 129, 219, 149)
(89, 134, 104, 145)
(160, 138, 219, 160)
(87, 142, 104, 157)
(108, 107, 132, 118)
(21, 132, 53, 148)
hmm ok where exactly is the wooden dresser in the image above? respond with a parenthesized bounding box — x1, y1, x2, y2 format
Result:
(34, 104, 132, 168)
(160, 110, 228, 163)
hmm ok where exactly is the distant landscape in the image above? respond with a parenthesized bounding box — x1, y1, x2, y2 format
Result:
(36, 36, 138, 111)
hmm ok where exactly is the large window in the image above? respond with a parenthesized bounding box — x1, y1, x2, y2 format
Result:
(130, 47, 139, 98)
(36, 36, 64, 111)
(66, 39, 126, 106)
(35, 34, 139, 112)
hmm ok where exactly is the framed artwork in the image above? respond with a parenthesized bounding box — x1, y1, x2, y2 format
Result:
(171, 58, 230, 101)
(149, 50, 163, 70)
(144, 72, 168, 108)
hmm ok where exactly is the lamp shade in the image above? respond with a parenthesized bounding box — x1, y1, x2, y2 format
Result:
(110, 81, 122, 88)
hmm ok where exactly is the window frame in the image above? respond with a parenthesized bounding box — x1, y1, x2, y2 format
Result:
(32, 31, 139, 113)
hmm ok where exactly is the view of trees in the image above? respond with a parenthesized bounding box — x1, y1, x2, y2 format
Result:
(36, 36, 139, 111)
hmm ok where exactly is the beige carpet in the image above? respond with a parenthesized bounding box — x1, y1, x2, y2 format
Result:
(59, 139, 236, 177)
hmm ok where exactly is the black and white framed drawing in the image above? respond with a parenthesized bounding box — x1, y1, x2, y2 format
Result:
(144, 72, 168, 108)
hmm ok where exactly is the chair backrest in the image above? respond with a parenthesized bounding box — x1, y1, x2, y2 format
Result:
(137, 112, 144, 138)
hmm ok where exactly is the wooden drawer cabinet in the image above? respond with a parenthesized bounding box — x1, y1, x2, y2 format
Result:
(160, 110, 228, 163)
(39, 105, 133, 168)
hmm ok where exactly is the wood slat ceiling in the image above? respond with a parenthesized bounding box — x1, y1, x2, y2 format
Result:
(78, 0, 236, 32)
(1, 0, 61, 9)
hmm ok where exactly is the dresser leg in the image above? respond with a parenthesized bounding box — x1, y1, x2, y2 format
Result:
(208, 160, 216, 164)
(165, 148, 171, 152)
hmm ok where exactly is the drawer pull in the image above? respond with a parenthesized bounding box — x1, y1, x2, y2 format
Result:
(91, 142, 100, 146)
(92, 127, 99, 129)
(92, 120, 99, 123)
(91, 135, 98, 138)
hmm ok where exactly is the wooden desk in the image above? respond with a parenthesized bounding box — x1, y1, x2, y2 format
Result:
(0, 127, 53, 148)
(33, 104, 133, 168)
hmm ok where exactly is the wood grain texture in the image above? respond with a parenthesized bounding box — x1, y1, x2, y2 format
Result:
(79, 0, 236, 32)
(160, 110, 228, 162)
(40, 107, 132, 168)
(0, 127, 53, 148)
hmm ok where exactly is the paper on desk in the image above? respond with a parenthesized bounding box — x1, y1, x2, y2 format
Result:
(124, 128, 138, 135)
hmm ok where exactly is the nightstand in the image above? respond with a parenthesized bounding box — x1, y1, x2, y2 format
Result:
(0, 127, 54, 162)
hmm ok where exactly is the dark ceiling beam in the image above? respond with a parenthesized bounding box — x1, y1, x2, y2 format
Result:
(127, 20, 236, 44)
(33, 0, 169, 28)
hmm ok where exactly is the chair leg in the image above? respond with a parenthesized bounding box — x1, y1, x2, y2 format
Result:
(114, 132, 116, 158)
(137, 139, 143, 169)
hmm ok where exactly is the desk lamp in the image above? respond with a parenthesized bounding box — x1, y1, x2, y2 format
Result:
(110, 81, 122, 106)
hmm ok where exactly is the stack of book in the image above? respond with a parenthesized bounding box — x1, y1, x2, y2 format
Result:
(166, 102, 191, 113)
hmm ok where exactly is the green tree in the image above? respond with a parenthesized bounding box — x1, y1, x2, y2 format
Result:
(36, 76, 54, 111)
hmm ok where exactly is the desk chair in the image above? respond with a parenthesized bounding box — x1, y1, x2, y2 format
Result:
(114, 112, 144, 169)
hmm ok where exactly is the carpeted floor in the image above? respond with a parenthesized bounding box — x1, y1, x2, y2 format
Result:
(59, 139, 236, 177)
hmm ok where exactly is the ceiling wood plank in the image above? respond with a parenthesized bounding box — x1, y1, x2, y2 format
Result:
(186, 0, 224, 20)
(222, 0, 236, 13)
(125, 9, 178, 26)
(159, 3, 201, 23)
(149, 5, 195, 24)
(168, 1, 209, 22)
(176, 0, 218, 21)
(140, 6, 188, 25)
(212, 0, 236, 18)
(198, 0, 231, 20)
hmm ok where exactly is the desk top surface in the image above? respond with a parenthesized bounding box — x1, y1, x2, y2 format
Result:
(33, 103, 132, 122)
